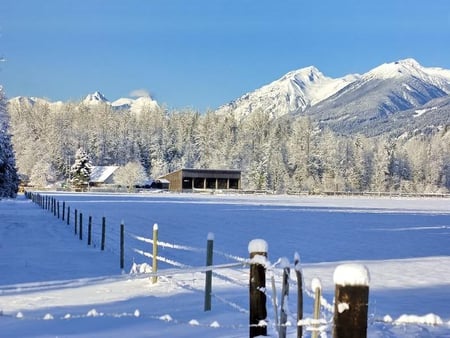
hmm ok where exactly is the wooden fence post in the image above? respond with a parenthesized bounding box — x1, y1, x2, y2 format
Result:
(248, 239, 268, 338)
(88, 216, 92, 246)
(120, 221, 125, 270)
(279, 257, 290, 338)
(204, 232, 214, 311)
(294, 253, 303, 338)
(79, 212, 83, 240)
(333, 264, 370, 338)
(311, 278, 322, 338)
(57, 201, 60, 219)
(101, 216, 106, 251)
(67, 206, 70, 225)
(74, 209, 78, 235)
(152, 223, 158, 284)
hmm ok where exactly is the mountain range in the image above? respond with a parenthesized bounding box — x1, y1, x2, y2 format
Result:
(6, 58, 450, 138)
(8, 91, 159, 116)
(216, 58, 450, 137)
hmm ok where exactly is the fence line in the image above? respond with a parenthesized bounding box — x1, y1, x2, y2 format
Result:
(24, 191, 448, 337)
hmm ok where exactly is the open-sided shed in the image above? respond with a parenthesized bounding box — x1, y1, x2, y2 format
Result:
(159, 168, 241, 192)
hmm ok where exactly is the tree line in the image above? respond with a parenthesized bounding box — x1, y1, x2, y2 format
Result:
(7, 98, 450, 193)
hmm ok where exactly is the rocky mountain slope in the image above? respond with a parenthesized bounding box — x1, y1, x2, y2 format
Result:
(217, 58, 450, 136)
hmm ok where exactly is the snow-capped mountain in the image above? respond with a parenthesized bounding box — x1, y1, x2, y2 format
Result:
(9, 91, 160, 115)
(306, 59, 450, 135)
(82, 91, 109, 105)
(216, 58, 450, 136)
(216, 66, 359, 119)
(82, 91, 159, 114)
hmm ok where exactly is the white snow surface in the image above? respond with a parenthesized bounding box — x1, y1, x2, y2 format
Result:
(1, 193, 450, 337)
(248, 239, 268, 254)
(333, 264, 370, 286)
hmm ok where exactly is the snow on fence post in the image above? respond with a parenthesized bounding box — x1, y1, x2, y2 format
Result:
(79, 212, 83, 241)
(248, 239, 268, 338)
(120, 221, 125, 271)
(294, 253, 303, 338)
(332, 264, 370, 338)
(311, 278, 322, 338)
(88, 216, 92, 246)
(204, 232, 214, 311)
(101, 216, 106, 251)
(279, 257, 290, 338)
(152, 223, 158, 284)
(74, 209, 78, 235)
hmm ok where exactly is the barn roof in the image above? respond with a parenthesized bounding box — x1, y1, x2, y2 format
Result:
(90, 166, 119, 183)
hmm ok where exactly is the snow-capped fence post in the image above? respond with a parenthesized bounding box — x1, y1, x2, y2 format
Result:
(120, 221, 125, 270)
(332, 264, 370, 338)
(101, 216, 106, 251)
(79, 212, 83, 240)
(294, 253, 303, 338)
(152, 223, 158, 284)
(248, 239, 268, 338)
(88, 216, 92, 246)
(279, 257, 290, 338)
(204, 232, 214, 311)
(311, 278, 322, 338)
(74, 209, 78, 235)
(67, 206, 70, 225)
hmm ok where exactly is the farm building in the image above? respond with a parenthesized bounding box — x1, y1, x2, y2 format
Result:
(89, 166, 119, 187)
(159, 168, 241, 192)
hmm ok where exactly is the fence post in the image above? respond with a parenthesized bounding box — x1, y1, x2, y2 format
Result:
(280, 257, 290, 338)
(294, 253, 303, 338)
(57, 201, 60, 219)
(333, 264, 370, 338)
(101, 216, 106, 251)
(204, 232, 214, 311)
(67, 206, 70, 225)
(311, 278, 322, 338)
(88, 216, 92, 246)
(152, 223, 158, 284)
(248, 239, 268, 338)
(62, 201, 65, 221)
(79, 212, 83, 240)
(53, 198, 56, 216)
(74, 209, 78, 235)
(120, 221, 125, 271)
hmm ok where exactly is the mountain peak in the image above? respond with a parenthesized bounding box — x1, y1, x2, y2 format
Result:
(363, 58, 425, 80)
(83, 91, 109, 104)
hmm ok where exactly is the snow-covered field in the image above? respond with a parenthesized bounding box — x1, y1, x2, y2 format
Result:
(1, 192, 450, 337)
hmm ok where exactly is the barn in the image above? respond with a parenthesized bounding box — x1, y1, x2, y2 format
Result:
(159, 168, 241, 192)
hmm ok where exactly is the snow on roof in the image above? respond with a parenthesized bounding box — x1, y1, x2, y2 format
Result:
(90, 166, 119, 183)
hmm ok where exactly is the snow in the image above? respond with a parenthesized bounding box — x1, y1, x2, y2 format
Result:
(333, 264, 370, 286)
(248, 239, 268, 254)
(311, 277, 322, 292)
(1, 193, 450, 337)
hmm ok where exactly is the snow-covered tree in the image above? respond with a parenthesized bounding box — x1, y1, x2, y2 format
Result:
(114, 161, 148, 192)
(70, 147, 92, 191)
(0, 88, 19, 198)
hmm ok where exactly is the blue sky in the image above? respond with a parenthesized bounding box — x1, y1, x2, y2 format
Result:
(1, 0, 449, 111)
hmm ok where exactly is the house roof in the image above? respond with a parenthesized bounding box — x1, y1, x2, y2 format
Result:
(90, 166, 119, 183)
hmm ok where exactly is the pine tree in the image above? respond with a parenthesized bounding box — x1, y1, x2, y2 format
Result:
(0, 123, 20, 198)
(70, 147, 92, 191)
(0, 87, 20, 198)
